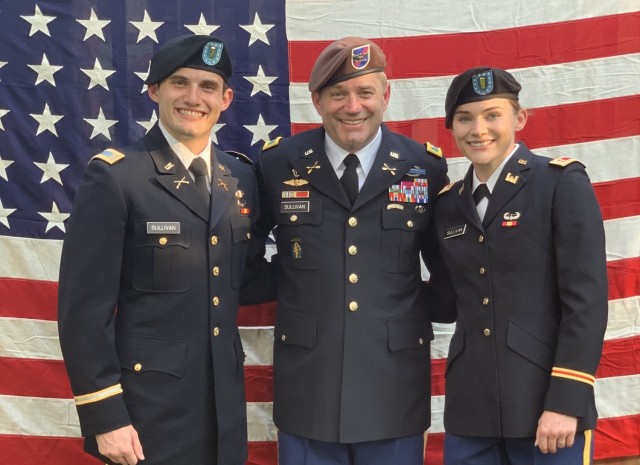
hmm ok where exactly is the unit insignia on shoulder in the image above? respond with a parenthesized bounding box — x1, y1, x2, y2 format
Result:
(549, 157, 584, 168)
(226, 150, 253, 165)
(91, 149, 125, 165)
(425, 142, 443, 158)
(263, 137, 283, 151)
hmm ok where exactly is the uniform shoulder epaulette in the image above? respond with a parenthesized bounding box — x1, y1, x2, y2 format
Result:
(438, 182, 456, 195)
(549, 157, 584, 168)
(263, 137, 283, 151)
(91, 149, 125, 165)
(424, 142, 443, 158)
(226, 150, 253, 165)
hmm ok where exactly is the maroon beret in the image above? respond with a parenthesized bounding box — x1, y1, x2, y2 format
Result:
(308, 37, 386, 92)
(444, 67, 521, 128)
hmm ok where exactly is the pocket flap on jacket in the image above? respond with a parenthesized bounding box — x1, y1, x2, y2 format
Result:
(506, 321, 554, 371)
(117, 334, 186, 378)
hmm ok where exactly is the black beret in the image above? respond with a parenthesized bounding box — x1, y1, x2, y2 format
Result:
(308, 37, 386, 92)
(145, 35, 232, 85)
(444, 67, 521, 128)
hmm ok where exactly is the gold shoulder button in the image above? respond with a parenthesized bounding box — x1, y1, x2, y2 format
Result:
(549, 157, 584, 168)
(438, 182, 455, 195)
(263, 137, 283, 151)
(91, 149, 125, 165)
(425, 142, 443, 158)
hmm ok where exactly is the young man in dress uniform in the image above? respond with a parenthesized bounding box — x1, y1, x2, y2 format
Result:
(434, 67, 608, 464)
(58, 35, 259, 465)
(253, 37, 454, 465)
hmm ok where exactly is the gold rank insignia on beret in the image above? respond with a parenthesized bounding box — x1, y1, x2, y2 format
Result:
(438, 182, 456, 195)
(549, 157, 584, 168)
(263, 137, 283, 151)
(425, 142, 443, 158)
(91, 149, 125, 165)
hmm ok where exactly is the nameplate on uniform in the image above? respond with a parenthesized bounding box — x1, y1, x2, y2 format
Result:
(444, 224, 466, 239)
(147, 222, 181, 234)
(280, 201, 310, 213)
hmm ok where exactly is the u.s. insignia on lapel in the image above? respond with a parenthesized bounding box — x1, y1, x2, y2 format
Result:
(164, 162, 175, 170)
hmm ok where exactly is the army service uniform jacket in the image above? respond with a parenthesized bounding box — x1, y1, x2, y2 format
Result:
(58, 124, 256, 465)
(434, 144, 608, 438)
(254, 125, 453, 443)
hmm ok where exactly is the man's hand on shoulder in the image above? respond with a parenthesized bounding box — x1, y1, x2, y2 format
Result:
(96, 425, 145, 464)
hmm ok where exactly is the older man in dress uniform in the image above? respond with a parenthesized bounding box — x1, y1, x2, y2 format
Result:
(253, 37, 454, 465)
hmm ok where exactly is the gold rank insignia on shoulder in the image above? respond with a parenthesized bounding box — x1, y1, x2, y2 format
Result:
(438, 182, 455, 195)
(425, 142, 443, 158)
(549, 157, 583, 168)
(262, 137, 283, 151)
(91, 149, 125, 165)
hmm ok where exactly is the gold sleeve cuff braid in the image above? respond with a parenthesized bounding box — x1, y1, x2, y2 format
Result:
(551, 367, 595, 386)
(74, 383, 123, 406)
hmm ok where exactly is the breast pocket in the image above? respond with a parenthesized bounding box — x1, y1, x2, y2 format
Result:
(133, 221, 190, 292)
(379, 205, 429, 273)
(273, 199, 323, 270)
(230, 215, 251, 289)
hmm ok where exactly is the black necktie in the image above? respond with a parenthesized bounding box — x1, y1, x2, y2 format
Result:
(189, 157, 210, 205)
(340, 153, 360, 205)
(472, 183, 490, 205)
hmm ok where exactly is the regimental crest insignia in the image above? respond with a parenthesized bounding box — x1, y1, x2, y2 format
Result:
(472, 70, 494, 96)
(202, 41, 223, 66)
(351, 45, 370, 70)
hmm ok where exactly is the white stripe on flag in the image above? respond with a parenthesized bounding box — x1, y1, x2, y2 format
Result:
(285, 0, 638, 39)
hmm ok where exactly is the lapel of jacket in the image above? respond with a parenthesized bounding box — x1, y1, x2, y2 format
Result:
(482, 145, 532, 228)
(456, 165, 483, 230)
(209, 147, 237, 229)
(146, 125, 209, 222)
(354, 129, 415, 209)
(288, 129, 350, 208)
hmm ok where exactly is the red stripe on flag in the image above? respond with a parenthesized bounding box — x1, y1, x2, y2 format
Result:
(595, 178, 640, 221)
(607, 258, 640, 301)
(292, 95, 640, 155)
(245, 365, 273, 402)
(595, 415, 640, 459)
(239, 301, 276, 326)
(597, 336, 640, 379)
(289, 13, 640, 82)
(0, 358, 71, 398)
(248, 441, 278, 465)
(0, 436, 100, 465)
(0, 277, 57, 320)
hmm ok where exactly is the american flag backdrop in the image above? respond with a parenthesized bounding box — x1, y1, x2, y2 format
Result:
(0, 1, 638, 464)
